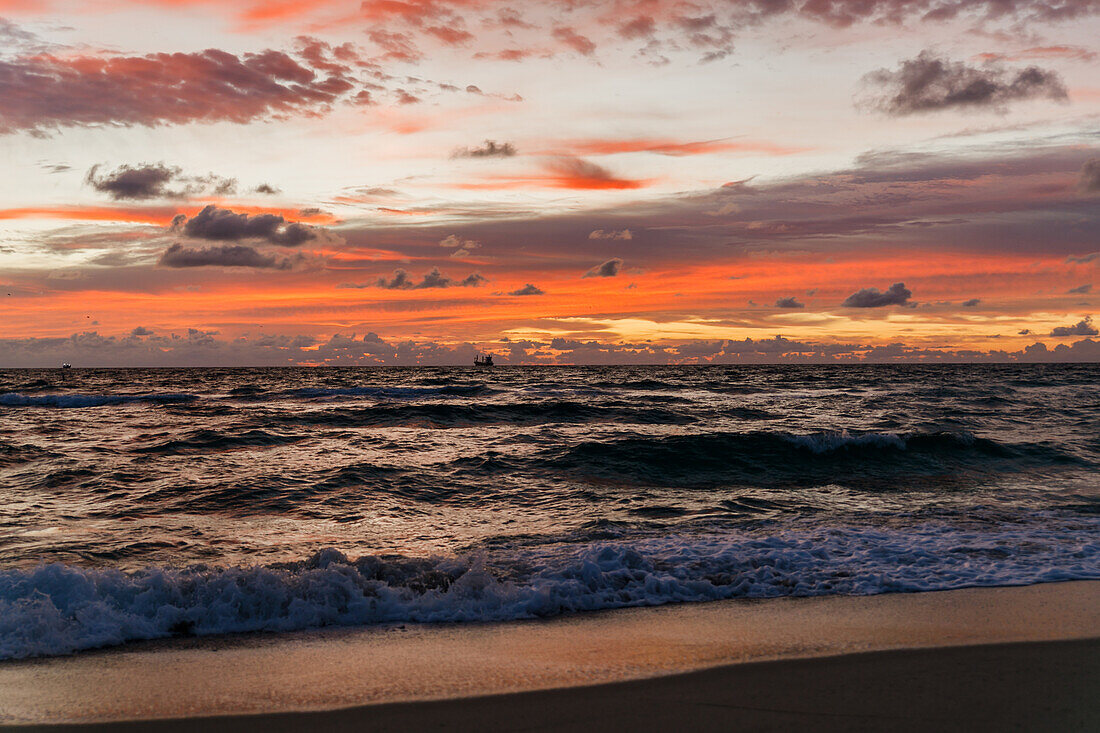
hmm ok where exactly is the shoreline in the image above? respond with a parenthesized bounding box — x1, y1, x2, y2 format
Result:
(16, 639, 1100, 733)
(2, 581, 1098, 729)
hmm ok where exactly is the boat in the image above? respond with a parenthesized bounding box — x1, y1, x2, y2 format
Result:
(474, 353, 494, 367)
(61, 363, 72, 369)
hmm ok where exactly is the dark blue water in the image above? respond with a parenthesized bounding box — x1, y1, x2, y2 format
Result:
(1, 364, 1098, 659)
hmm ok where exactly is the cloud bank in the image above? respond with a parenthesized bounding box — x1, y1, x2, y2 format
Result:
(10, 329, 1100, 368)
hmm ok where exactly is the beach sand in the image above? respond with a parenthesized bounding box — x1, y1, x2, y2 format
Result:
(2, 581, 1098, 731)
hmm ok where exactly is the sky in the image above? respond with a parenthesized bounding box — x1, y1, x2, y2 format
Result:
(1, 0, 1100, 366)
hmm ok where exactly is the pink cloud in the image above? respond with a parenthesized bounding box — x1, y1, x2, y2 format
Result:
(0, 47, 360, 133)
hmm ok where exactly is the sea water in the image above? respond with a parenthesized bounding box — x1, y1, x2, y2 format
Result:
(1, 364, 1098, 659)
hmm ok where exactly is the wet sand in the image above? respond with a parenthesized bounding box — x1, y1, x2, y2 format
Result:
(2, 581, 1098, 731)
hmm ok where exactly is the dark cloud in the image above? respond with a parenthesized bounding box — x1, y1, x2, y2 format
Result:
(254, 183, 281, 195)
(375, 269, 416, 289)
(86, 163, 175, 200)
(961, 298, 981, 306)
(158, 243, 296, 269)
(842, 282, 913, 308)
(1081, 159, 1100, 193)
(85, 163, 236, 200)
(130, 326, 154, 336)
(458, 272, 489, 287)
(584, 257, 624, 278)
(375, 267, 487, 289)
(508, 283, 545, 296)
(775, 296, 804, 308)
(452, 140, 517, 158)
(172, 205, 322, 247)
(861, 51, 1068, 115)
(1051, 317, 1098, 337)
(1068, 284, 1092, 294)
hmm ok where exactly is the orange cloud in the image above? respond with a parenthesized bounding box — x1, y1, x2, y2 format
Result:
(0, 206, 182, 225)
(455, 156, 653, 190)
(974, 46, 1097, 63)
(540, 157, 649, 189)
(195, 204, 338, 225)
(0, 254, 1072, 366)
(238, 0, 333, 24)
(0, 204, 336, 226)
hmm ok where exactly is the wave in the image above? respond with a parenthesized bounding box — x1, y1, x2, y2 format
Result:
(3, 517, 1097, 660)
(0, 392, 200, 408)
(536, 430, 1081, 488)
(12, 379, 57, 393)
(0, 441, 57, 467)
(591, 379, 680, 391)
(271, 401, 698, 428)
(0, 383, 497, 409)
(283, 384, 495, 400)
(132, 428, 307, 455)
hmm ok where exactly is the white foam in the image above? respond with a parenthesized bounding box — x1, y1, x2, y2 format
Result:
(2, 516, 1097, 660)
(783, 430, 909, 453)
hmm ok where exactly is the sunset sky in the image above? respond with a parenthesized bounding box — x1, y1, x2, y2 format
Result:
(2, 0, 1100, 365)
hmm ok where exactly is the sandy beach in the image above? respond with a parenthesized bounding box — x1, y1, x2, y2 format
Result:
(2, 581, 1098, 731)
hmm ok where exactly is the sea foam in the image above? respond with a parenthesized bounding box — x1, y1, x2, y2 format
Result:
(3, 518, 1097, 660)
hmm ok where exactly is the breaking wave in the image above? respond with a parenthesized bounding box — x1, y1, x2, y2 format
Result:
(2, 518, 1097, 660)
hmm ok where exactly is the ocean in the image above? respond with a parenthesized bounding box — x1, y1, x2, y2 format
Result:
(1, 364, 1099, 660)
